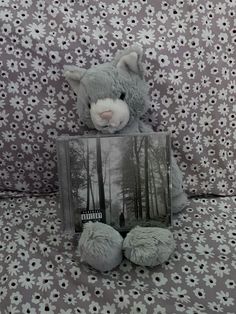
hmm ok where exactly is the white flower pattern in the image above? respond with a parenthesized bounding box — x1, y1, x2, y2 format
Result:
(0, 0, 235, 196)
(0, 195, 235, 312)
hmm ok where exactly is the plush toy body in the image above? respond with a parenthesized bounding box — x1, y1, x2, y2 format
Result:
(65, 46, 188, 271)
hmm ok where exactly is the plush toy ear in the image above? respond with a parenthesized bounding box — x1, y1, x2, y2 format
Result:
(64, 66, 87, 93)
(115, 46, 144, 78)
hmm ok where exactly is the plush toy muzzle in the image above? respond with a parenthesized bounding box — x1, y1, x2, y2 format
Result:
(90, 97, 130, 133)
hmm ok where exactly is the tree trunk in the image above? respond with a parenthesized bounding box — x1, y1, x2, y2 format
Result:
(108, 158, 112, 220)
(89, 178, 95, 210)
(119, 212, 125, 227)
(150, 147, 167, 216)
(149, 170, 154, 219)
(150, 158, 159, 216)
(122, 181, 125, 212)
(131, 140, 139, 219)
(96, 138, 106, 221)
(144, 137, 150, 219)
(86, 141, 90, 211)
(134, 137, 143, 219)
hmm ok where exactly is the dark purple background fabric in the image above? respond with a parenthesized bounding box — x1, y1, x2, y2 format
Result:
(0, 0, 235, 196)
(1, 194, 236, 313)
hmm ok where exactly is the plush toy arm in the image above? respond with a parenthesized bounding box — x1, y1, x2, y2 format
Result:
(118, 120, 153, 135)
(138, 120, 153, 133)
(171, 154, 188, 213)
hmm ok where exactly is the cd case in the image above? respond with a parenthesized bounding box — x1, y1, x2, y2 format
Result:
(56, 132, 172, 234)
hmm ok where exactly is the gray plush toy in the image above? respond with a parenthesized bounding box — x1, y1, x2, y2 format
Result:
(64, 46, 188, 272)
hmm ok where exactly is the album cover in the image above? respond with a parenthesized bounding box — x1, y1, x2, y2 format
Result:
(57, 132, 172, 234)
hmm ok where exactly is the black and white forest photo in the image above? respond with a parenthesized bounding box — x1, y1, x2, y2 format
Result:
(64, 133, 171, 233)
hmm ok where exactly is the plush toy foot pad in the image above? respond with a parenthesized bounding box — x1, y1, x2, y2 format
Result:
(78, 222, 123, 272)
(123, 226, 176, 267)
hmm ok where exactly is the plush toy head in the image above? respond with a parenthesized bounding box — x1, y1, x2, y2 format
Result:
(64, 46, 149, 134)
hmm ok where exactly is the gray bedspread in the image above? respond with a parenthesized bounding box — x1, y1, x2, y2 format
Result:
(1, 195, 235, 313)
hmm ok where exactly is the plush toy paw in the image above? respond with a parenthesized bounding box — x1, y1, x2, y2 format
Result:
(123, 226, 176, 267)
(77, 222, 124, 272)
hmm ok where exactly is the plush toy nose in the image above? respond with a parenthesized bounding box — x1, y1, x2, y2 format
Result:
(99, 110, 113, 121)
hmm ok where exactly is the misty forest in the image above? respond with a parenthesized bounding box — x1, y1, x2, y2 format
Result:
(70, 135, 171, 232)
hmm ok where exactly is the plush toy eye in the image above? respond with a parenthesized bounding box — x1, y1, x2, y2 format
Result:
(88, 103, 91, 109)
(120, 92, 126, 101)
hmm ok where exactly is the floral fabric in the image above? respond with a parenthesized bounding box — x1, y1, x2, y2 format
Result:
(0, 0, 235, 196)
(1, 194, 236, 313)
